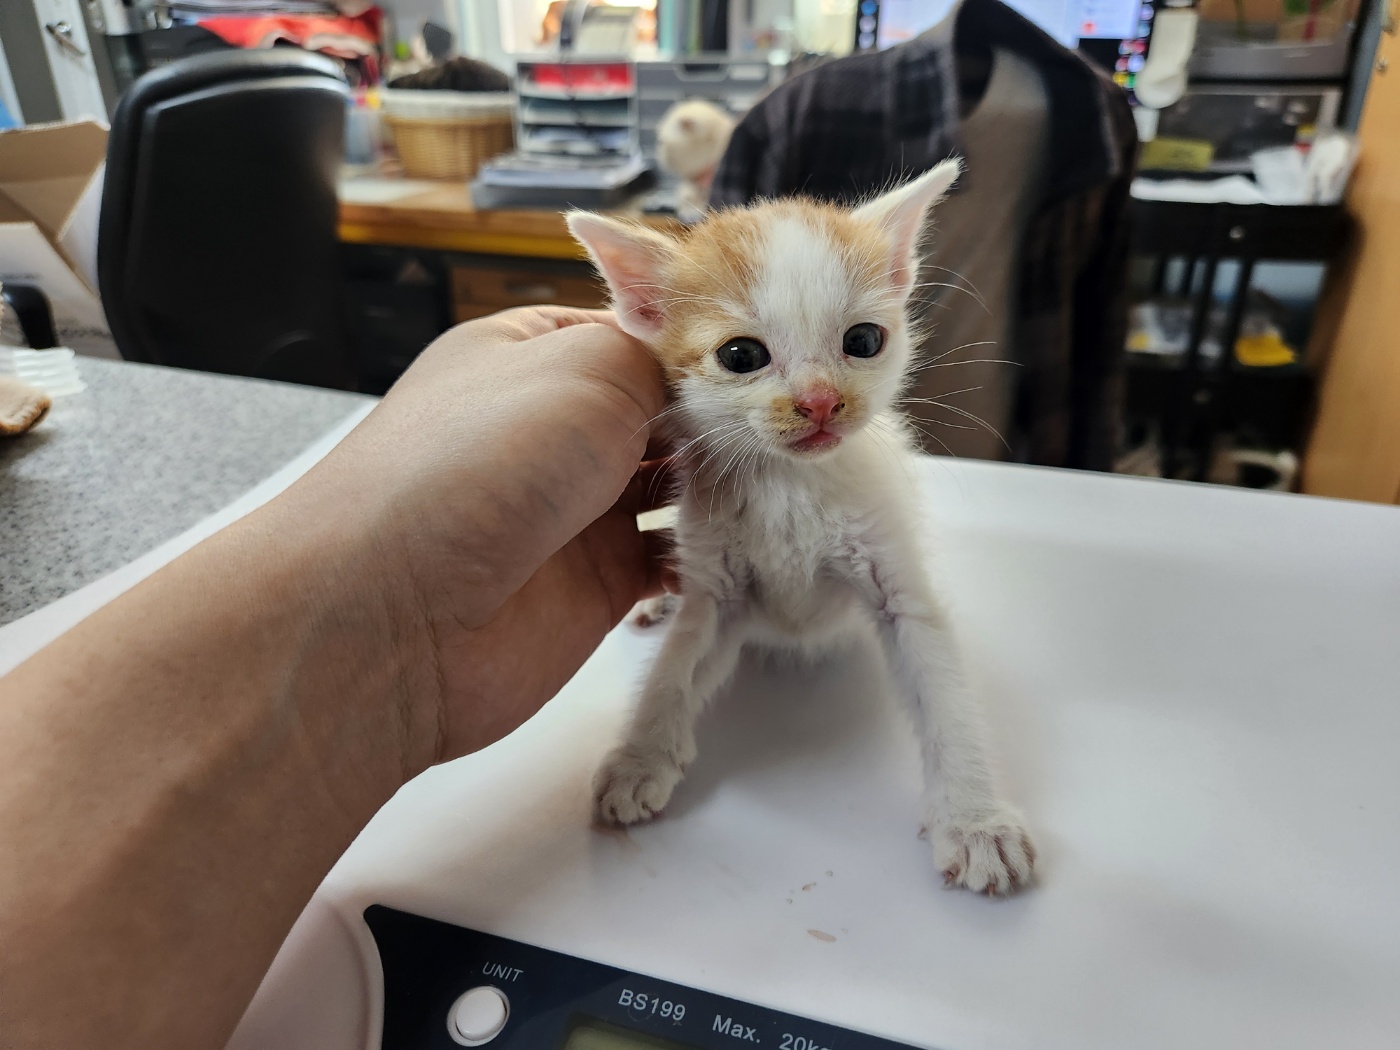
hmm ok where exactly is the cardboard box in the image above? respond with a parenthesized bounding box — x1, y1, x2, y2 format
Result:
(0, 120, 116, 356)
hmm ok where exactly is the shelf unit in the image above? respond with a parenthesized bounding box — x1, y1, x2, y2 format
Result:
(1126, 198, 1350, 481)
(513, 58, 640, 158)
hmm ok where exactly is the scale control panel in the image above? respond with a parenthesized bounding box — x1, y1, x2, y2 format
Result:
(366, 905, 930, 1050)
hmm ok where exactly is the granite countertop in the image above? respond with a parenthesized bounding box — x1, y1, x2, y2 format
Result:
(0, 358, 375, 625)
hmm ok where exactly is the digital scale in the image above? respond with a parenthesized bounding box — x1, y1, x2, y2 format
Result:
(368, 906, 917, 1050)
(6, 431, 1398, 1050)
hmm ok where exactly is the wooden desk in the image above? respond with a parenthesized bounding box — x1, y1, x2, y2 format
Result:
(339, 176, 589, 261)
(338, 174, 683, 340)
(338, 174, 678, 260)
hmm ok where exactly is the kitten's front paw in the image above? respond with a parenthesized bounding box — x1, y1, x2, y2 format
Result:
(931, 810, 1036, 896)
(593, 745, 687, 825)
(629, 594, 678, 628)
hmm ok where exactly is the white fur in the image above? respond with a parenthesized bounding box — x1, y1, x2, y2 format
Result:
(574, 160, 1035, 895)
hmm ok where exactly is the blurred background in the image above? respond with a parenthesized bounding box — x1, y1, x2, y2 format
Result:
(1, 0, 1397, 501)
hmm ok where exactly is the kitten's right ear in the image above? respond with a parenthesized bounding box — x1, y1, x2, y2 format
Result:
(566, 212, 677, 341)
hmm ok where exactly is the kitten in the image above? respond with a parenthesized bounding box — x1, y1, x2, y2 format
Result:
(655, 100, 735, 222)
(567, 160, 1036, 896)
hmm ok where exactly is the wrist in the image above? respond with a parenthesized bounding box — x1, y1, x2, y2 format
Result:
(0, 487, 446, 1050)
(236, 488, 447, 794)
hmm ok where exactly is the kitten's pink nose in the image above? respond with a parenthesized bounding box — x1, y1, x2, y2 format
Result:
(794, 388, 844, 427)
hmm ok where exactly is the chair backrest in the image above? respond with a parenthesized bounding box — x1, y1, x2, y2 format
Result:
(1, 284, 58, 349)
(99, 49, 355, 389)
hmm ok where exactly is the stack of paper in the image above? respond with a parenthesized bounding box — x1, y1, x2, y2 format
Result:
(470, 153, 652, 210)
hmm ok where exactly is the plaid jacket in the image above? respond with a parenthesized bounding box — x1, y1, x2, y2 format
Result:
(709, 0, 1137, 470)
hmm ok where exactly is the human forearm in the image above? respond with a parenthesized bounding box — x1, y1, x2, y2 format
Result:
(0, 308, 665, 1049)
(0, 494, 436, 1050)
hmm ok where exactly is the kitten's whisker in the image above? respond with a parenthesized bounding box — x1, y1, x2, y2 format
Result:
(865, 419, 916, 486)
(688, 440, 743, 491)
(646, 462, 677, 505)
(911, 358, 1021, 370)
(923, 262, 985, 291)
(673, 420, 745, 460)
(866, 346, 1001, 402)
(683, 254, 742, 293)
(615, 279, 685, 295)
(900, 414, 978, 432)
(702, 444, 736, 517)
(747, 433, 773, 482)
(708, 431, 761, 517)
(644, 295, 731, 308)
(917, 264, 989, 310)
(868, 368, 928, 396)
(899, 297, 954, 312)
(628, 402, 688, 443)
(727, 439, 763, 511)
(869, 417, 966, 498)
(924, 399, 1012, 453)
(900, 395, 986, 408)
(902, 383, 984, 402)
(680, 431, 745, 504)
(905, 280, 990, 314)
(899, 417, 961, 462)
(740, 440, 765, 493)
(679, 419, 744, 446)
(610, 277, 733, 311)
(893, 416, 955, 442)
(707, 455, 732, 517)
(685, 426, 748, 502)
(896, 385, 994, 439)
(918, 432, 962, 468)
(918, 340, 1000, 367)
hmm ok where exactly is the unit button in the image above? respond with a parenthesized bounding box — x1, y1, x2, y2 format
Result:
(448, 986, 510, 1046)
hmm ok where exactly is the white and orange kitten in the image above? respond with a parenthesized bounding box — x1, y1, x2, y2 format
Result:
(567, 160, 1035, 895)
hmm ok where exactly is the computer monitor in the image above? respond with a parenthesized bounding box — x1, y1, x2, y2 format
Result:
(854, 0, 1157, 97)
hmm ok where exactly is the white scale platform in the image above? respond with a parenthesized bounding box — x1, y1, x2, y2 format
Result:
(5, 425, 1398, 1050)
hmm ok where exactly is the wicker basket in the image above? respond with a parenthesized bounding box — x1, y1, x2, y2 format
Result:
(379, 90, 515, 181)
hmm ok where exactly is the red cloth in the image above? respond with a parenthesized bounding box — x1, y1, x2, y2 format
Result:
(199, 9, 382, 60)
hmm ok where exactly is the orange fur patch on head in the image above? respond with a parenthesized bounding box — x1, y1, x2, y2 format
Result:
(648, 198, 896, 381)
(651, 209, 761, 372)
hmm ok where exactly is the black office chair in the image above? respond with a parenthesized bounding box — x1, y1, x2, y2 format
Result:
(98, 49, 356, 389)
(1, 284, 58, 349)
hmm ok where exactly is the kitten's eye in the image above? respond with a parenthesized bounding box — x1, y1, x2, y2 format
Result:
(843, 323, 885, 359)
(716, 337, 771, 374)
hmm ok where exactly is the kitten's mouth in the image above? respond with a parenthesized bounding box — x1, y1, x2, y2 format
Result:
(789, 428, 843, 453)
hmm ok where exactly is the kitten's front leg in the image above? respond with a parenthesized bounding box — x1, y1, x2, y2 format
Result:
(595, 592, 745, 825)
(851, 541, 1036, 895)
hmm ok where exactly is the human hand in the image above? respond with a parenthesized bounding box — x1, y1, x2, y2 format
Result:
(272, 306, 668, 770)
(0, 307, 671, 1050)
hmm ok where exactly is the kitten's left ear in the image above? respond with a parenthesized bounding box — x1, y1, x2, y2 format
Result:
(567, 212, 679, 342)
(854, 158, 962, 297)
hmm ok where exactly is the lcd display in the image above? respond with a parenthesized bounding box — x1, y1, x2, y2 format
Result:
(563, 1018, 703, 1050)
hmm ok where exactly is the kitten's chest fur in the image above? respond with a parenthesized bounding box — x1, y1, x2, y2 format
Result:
(676, 434, 897, 638)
